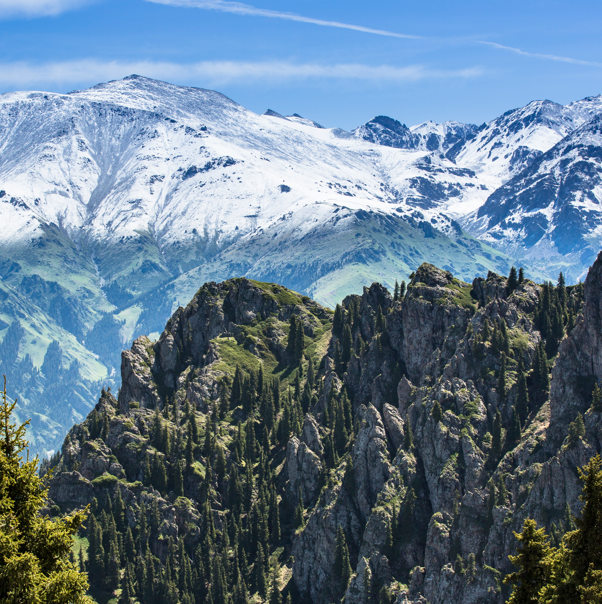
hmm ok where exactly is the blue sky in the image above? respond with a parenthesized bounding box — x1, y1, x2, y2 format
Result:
(0, 0, 601, 129)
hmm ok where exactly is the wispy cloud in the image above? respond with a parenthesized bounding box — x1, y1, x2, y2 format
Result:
(480, 41, 602, 68)
(145, 0, 422, 39)
(0, 59, 484, 89)
(0, 0, 90, 17)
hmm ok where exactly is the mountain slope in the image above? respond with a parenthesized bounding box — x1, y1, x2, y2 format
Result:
(0, 76, 522, 454)
(44, 254, 602, 604)
(1, 76, 601, 454)
(471, 114, 602, 282)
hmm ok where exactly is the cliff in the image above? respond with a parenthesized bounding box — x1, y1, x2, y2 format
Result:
(46, 257, 600, 604)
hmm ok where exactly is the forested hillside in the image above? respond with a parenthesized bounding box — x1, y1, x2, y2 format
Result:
(45, 254, 602, 603)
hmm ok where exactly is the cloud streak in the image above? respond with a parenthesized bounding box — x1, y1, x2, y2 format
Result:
(0, 59, 484, 89)
(0, 0, 90, 17)
(145, 0, 422, 39)
(480, 41, 602, 68)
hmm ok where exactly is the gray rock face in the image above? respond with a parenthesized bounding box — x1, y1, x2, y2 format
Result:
(286, 435, 322, 506)
(549, 251, 602, 440)
(45, 263, 602, 604)
(353, 405, 392, 520)
(383, 403, 405, 451)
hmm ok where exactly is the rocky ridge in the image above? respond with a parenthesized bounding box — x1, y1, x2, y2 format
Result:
(46, 256, 602, 604)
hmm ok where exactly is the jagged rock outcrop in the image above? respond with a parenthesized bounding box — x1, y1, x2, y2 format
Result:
(286, 416, 324, 506)
(548, 250, 602, 440)
(44, 262, 602, 604)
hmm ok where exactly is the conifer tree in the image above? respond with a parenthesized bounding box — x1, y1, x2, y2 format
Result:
(516, 362, 529, 425)
(518, 267, 525, 284)
(498, 352, 507, 399)
(507, 406, 521, 446)
(270, 567, 282, 604)
(344, 457, 356, 495)
(507, 266, 519, 293)
(490, 409, 502, 463)
(531, 341, 550, 408)
(342, 324, 353, 364)
(173, 460, 184, 497)
(215, 444, 227, 480)
(254, 544, 268, 599)
(152, 452, 168, 494)
(482, 318, 490, 342)
(399, 280, 406, 299)
(504, 519, 552, 603)
(287, 315, 298, 356)
(333, 304, 344, 339)
(404, 415, 414, 450)
(294, 321, 304, 364)
(394, 280, 400, 302)
(306, 356, 315, 390)
(432, 400, 443, 423)
(567, 413, 586, 448)
(294, 488, 305, 529)
(558, 271, 567, 310)
(334, 526, 353, 593)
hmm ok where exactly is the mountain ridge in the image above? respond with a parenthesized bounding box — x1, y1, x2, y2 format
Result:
(44, 252, 602, 604)
(1, 75, 601, 454)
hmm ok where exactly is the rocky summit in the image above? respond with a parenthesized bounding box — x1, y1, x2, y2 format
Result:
(46, 255, 602, 603)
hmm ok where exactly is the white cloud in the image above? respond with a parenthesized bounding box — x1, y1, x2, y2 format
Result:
(0, 59, 484, 89)
(0, 0, 90, 17)
(145, 0, 422, 39)
(480, 41, 602, 68)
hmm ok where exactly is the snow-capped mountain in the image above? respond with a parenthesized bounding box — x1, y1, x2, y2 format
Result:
(473, 113, 602, 281)
(351, 115, 477, 154)
(1, 75, 601, 453)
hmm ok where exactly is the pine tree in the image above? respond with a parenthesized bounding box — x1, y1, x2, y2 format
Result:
(204, 419, 214, 457)
(531, 341, 550, 408)
(186, 423, 194, 470)
(504, 519, 552, 604)
(269, 567, 282, 604)
(507, 266, 519, 293)
(294, 320, 304, 364)
(516, 362, 529, 425)
(344, 457, 356, 495)
(383, 519, 394, 558)
(518, 267, 525, 284)
(498, 352, 507, 399)
(567, 455, 602, 591)
(334, 526, 353, 593)
(333, 304, 344, 339)
(215, 444, 227, 480)
(507, 406, 521, 446)
(254, 544, 268, 599)
(490, 409, 502, 463)
(114, 487, 126, 532)
(558, 271, 567, 309)
(306, 356, 315, 390)
(432, 400, 443, 423)
(342, 324, 353, 364)
(399, 280, 406, 299)
(394, 280, 400, 302)
(567, 413, 586, 448)
(294, 489, 305, 529)
(152, 452, 168, 493)
(173, 460, 184, 497)
(482, 318, 490, 342)
(404, 415, 414, 450)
